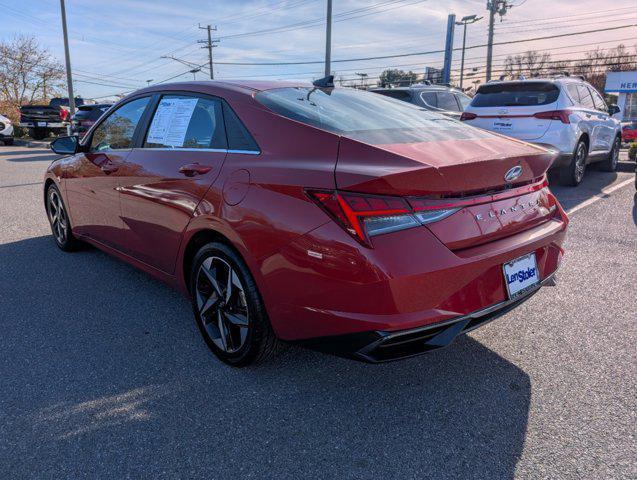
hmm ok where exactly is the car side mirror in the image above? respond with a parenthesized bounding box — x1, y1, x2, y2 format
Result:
(608, 104, 620, 116)
(50, 135, 78, 155)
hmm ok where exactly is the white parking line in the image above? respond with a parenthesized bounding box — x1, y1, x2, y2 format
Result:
(566, 178, 634, 215)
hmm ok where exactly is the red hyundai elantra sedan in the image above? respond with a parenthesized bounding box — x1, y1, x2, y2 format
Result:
(46, 78, 568, 366)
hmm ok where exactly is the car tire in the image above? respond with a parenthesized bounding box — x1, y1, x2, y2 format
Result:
(559, 139, 588, 186)
(599, 136, 621, 172)
(45, 184, 81, 251)
(190, 242, 283, 367)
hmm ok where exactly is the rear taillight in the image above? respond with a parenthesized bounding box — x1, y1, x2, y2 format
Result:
(307, 190, 459, 247)
(533, 110, 571, 124)
(460, 112, 477, 121)
(59, 108, 69, 121)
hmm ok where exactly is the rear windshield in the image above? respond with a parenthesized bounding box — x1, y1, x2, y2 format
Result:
(374, 90, 412, 102)
(255, 87, 488, 144)
(472, 82, 559, 107)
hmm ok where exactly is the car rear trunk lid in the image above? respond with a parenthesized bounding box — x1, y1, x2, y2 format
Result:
(335, 133, 556, 197)
(335, 133, 558, 249)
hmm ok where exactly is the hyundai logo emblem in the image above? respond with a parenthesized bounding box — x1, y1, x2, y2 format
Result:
(504, 166, 523, 182)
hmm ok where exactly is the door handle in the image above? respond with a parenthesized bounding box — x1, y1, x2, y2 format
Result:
(179, 163, 213, 177)
(101, 164, 119, 174)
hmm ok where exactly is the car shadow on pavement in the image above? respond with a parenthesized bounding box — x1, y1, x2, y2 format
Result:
(1, 150, 59, 162)
(548, 165, 625, 212)
(0, 235, 531, 479)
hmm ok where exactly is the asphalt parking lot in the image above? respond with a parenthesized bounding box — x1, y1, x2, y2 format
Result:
(0, 145, 635, 479)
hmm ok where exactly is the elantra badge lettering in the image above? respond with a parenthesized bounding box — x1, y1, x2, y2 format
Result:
(474, 199, 541, 221)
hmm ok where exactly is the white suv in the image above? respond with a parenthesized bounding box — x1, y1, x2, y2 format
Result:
(461, 77, 622, 186)
(0, 113, 14, 146)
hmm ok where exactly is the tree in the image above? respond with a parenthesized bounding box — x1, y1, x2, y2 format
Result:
(501, 45, 637, 93)
(573, 44, 637, 93)
(379, 69, 419, 87)
(504, 51, 552, 79)
(0, 36, 65, 122)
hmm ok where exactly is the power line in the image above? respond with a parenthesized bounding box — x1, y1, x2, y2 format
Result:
(494, 6, 636, 27)
(213, 0, 426, 41)
(211, 23, 637, 66)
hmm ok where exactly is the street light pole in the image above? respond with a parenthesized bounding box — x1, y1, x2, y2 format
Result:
(324, 0, 332, 77)
(486, 1, 511, 81)
(455, 15, 482, 89)
(59, 0, 75, 116)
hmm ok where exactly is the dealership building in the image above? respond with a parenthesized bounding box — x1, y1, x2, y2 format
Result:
(605, 71, 637, 121)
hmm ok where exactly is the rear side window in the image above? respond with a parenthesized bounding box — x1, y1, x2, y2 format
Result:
(420, 92, 437, 107)
(456, 93, 471, 110)
(144, 95, 226, 149)
(222, 102, 259, 152)
(566, 84, 581, 104)
(588, 87, 608, 112)
(472, 82, 559, 107)
(576, 85, 595, 109)
(375, 90, 412, 102)
(91, 96, 150, 151)
(436, 92, 460, 111)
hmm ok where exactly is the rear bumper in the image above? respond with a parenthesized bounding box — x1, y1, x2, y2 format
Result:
(264, 190, 568, 343)
(297, 272, 556, 362)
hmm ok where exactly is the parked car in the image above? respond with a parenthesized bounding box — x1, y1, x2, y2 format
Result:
(371, 83, 472, 119)
(621, 122, 637, 144)
(461, 77, 622, 186)
(45, 79, 568, 367)
(0, 113, 14, 145)
(19, 97, 85, 140)
(70, 104, 112, 137)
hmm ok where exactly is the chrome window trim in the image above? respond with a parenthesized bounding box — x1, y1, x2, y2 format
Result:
(139, 147, 260, 155)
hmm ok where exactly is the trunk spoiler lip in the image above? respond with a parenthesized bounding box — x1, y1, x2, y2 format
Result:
(406, 176, 549, 210)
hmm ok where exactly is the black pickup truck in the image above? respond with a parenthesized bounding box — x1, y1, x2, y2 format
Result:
(19, 98, 85, 140)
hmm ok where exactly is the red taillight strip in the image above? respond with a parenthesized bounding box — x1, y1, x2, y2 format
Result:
(336, 194, 410, 242)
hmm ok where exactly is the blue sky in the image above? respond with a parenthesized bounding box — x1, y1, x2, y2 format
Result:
(1, 0, 636, 100)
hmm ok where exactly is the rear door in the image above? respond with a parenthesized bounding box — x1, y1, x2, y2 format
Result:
(588, 85, 615, 152)
(467, 82, 560, 140)
(118, 93, 227, 274)
(575, 84, 603, 152)
(65, 96, 151, 249)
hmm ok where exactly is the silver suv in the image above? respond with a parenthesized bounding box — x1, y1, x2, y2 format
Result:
(461, 77, 622, 186)
(371, 84, 472, 120)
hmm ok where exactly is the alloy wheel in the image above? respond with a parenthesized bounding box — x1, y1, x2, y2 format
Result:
(195, 256, 249, 353)
(611, 138, 620, 169)
(47, 189, 68, 245)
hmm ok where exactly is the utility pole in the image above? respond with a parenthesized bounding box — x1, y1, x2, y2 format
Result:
(456, 15, 482, 89)
(486, 0, 511, 82)
(59, 0, 75, 116)
(442, 14, 456, 85)
(355, 72, 368, 89)
(324, 0, 333, 77)
(198, 24, 219, 79)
